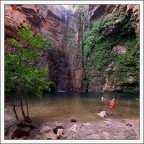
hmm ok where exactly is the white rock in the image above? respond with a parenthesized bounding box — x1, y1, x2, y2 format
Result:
(82, 123, 91, 126)
(57, 128, 64, 138)
(97, 111, 107, 118)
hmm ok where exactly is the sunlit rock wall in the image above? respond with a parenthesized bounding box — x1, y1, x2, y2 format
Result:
(5, 4, 139, 92)
(5, 4, 81, 91)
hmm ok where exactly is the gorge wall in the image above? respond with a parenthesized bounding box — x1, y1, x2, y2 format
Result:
(5, 4, 82, 92)
(84, 4, 139, 93)
(5, 4, 139, 92)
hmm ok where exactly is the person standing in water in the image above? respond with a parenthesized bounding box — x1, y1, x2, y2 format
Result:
(110, 99, 115, 114)
(101, 97, 106, 102)
(99, 97, 106, 111)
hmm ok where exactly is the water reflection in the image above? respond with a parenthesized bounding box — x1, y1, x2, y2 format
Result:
(5, 92, 139, 122)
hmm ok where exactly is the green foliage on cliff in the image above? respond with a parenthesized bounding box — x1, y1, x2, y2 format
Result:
(72, 5, 83, 10)
(83, 10, 139, 92)
(84, 10, 133, 57)
(5, 24, 54, 97)
(114, 38, 139, 84)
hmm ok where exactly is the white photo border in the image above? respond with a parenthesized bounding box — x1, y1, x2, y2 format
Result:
(1, 1, 143, 143)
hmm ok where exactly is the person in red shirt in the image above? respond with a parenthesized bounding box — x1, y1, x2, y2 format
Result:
(110, 99, 115, 114)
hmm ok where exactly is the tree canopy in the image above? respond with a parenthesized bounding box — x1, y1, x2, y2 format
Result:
(5, 24, 54, 97)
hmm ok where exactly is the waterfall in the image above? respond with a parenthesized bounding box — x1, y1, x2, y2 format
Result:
(62, 5, 70, 24)
(57, 57, 65, 92)
(64, 9, 68, 23)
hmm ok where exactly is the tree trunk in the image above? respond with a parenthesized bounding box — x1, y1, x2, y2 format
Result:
(20, 94, 26, 120)
(25, 95, 29, 116)
(25, 95, 32, 123)
(8, 95, 19, 122)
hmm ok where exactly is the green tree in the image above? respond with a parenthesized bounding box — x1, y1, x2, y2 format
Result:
(5, 24, 53, 123)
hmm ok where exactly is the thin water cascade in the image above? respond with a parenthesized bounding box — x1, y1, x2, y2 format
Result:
(57, 57, 65, 92)
(64, 9, 68, 23)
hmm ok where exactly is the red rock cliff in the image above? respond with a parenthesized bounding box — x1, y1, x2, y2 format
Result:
(5, 4, 139, 92)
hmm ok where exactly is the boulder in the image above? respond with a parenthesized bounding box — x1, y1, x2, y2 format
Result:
(71, 118, 77, 122)
(39, 125, 51, 134)
(8, 125, 30, 139)
(37, 125, 58, 140)
(57, 128, 64, 139)
(37, 128, 57, 140)
(53, 126, 64, 134)
(43, 130, 57, 140)
(97, 111, 107, 118)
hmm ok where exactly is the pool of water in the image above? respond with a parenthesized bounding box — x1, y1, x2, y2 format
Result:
(5, 92, 139, 122)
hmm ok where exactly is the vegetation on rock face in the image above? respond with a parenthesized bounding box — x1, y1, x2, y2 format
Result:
(83, 10, 139, 92)
(5, 24, 54, 122)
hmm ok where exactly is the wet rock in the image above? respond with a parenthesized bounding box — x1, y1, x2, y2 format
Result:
(71, 118, 77, 122)
(97, 111, 107, 118)
(8, 125, 30, 139)
(73, 67, 83, 91)
(69, 124, 78, 133)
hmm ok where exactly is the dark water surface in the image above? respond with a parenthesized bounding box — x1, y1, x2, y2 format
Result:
(5, 92, 139, 122)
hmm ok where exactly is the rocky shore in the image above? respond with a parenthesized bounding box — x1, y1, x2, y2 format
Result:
(5, 114, 139, 140)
